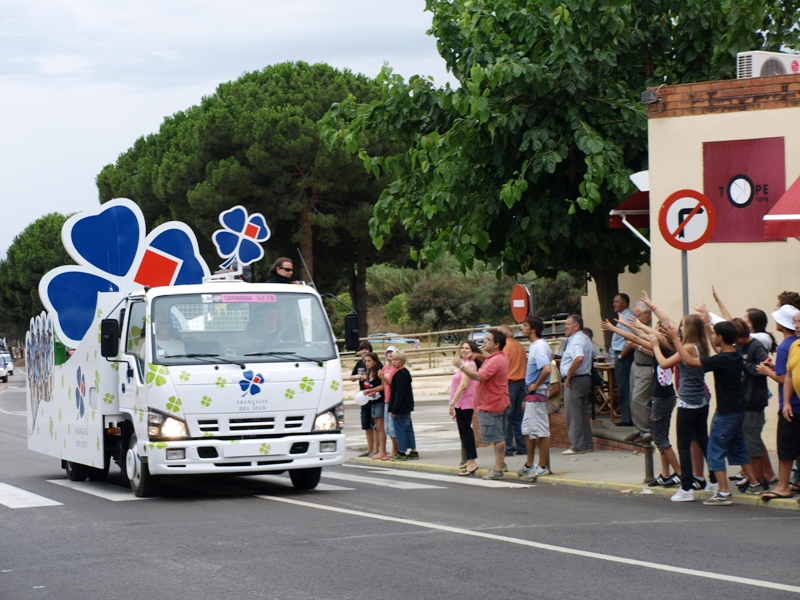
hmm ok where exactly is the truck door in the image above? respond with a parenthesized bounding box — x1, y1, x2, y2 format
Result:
(119, 300, 147, 411)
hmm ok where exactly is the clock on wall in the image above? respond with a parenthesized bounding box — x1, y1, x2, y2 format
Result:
(727, 174, 754, 208)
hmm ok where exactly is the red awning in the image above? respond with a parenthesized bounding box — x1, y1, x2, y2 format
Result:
(609, 191, 649, 229)
(764, 174, 800, 239)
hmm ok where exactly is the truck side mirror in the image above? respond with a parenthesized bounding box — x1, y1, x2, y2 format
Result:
(344, 313, 359, 351)
(100, 319, 120, 358)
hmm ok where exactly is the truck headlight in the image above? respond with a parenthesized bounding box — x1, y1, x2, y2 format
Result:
(314, 403, 344, 431)
(148, 410, 189, 439)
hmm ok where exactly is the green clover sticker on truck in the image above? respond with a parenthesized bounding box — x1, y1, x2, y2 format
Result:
(215, 377, 226, 388)
(330, 380, 340, 391)
(103, 393, 115, 405)
(146, 364, 168, 387)
(201, 396, 212, 407)
(179, 370, 191, 382)
(299, 377, 315, 392)
(285, 388, 295, 400)
(166, 396, 182, 413)
(259, 443, 271, 455)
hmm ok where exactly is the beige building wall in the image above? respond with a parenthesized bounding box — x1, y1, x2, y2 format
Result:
(647, 84, 800, 450)
(582, 265, 651, 342)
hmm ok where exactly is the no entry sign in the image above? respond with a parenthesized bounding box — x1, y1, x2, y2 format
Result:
(658, 189, 716, 251)
(510, 284, 532, 323)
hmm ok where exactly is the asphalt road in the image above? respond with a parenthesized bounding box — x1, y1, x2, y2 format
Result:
(1, 371, 799, 600)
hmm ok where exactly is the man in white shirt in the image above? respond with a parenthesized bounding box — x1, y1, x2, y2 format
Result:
(154, 312, 185, 358)
(560, 314, 594, 455)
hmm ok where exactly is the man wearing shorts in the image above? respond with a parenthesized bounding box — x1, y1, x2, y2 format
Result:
(518, 316, 552, 481)
(454, 329, 510, 480)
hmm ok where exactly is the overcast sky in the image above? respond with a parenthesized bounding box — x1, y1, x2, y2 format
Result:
(0, 0, 455, 258)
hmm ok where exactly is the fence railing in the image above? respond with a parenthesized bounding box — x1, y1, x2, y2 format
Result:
(338, 321, 567, 370)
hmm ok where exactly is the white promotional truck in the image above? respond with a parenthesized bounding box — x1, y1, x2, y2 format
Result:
(26, 200, 347, 496)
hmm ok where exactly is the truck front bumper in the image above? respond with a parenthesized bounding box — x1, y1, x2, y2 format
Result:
(143, 433, 346, 475)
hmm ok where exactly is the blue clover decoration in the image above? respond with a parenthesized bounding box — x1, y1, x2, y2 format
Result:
(39, 199, 210, 348)
(239, 370, 264, 397)
(212, 206, 271, 269)
(76, 367, 86, 418)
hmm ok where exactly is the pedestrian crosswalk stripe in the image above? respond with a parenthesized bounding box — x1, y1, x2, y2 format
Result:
(47, 479, 153, 501)
(322, 471, 445, 490)
(345, 465, 531, 489)
(0, 483, 62, 508)
(247, 475, 355, 491)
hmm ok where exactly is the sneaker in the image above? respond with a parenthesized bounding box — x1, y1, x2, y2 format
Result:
(671, 488, 696, 502)
(585, 449, 594, 453)
(703, 491, 733, 506)
(482, 468, 504, 480)
(737, 479, 755, 493)
(692, 477, 706, 490)
(649, 475, 670, 487)
(744, 484, 763, 495)
(390, 453, 408, 462)
(664, 474, 681, 488)
(525, 465, 550, 480)
(357, 451, 370, 457)
(759, 480, 771, 491)
(517, 464, 533, 476)
(501, 462, 508, 472)
(562, 448, 584, 455)
(407, 451, 419, 460)
(705, 481, 720, 493)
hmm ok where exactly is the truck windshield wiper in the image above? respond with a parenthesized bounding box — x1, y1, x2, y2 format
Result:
(166, 353, 245, 368)
(244, 351, 322, 365)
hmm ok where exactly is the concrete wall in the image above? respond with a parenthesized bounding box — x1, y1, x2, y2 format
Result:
(646, 79, 800, 450)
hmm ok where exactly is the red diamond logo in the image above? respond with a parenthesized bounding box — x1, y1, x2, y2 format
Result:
(134, 249, 180, 288)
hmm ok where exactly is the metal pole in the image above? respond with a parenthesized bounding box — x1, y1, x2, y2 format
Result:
(681, 250, 689, 316)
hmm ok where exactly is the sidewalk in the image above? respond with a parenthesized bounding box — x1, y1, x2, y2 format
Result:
(343, 399, 800, 511)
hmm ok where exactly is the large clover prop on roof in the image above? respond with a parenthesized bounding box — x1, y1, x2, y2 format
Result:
(212, 206, 271, 269)
(39, 199, 210, 348)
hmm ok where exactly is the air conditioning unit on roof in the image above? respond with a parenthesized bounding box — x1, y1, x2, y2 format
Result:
(737, 51, 800, 79)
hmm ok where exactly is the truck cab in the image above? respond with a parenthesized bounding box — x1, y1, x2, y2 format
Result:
(101, 282, 345, 495)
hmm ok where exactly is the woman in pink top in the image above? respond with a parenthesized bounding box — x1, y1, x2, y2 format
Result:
(450, 341, 480, 475)
(375, 346, 399, 460)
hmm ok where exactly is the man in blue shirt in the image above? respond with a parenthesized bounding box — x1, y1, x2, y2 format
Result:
(610, 293, 635, 426)
(560, 315, 595, 455)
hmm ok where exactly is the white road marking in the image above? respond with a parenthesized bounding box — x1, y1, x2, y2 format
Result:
(0, 483, 62, 509)
(47, 479, 154, 501)
(322, 471, 445, 490)
(345, 464, 531, 488)
(247, 475, 355, 491)
(259, 496, 800, 594)
(0, 407, 26, 415)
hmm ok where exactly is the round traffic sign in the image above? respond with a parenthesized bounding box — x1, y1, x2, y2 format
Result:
(510, 284, 531, 323)
(658, 189, 716, 251)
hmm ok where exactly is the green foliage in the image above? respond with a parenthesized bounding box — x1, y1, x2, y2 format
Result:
(365, 263, 425, 305)
(534, 272, 585, 319)
(0, 213, 74, 339)
(96, 61, 405, 296)
(325, 291, 355, 338)
(405, 277, 480, 331)
(384, 293, 410, 325)
(321, 0, 800, 296)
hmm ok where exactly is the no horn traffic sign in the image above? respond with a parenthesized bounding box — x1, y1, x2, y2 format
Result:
(658, 189, 716, 251)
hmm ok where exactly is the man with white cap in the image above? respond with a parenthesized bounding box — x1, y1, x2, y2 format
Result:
(758, 305, 800, 500)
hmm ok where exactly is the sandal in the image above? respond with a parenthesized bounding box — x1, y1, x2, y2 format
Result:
(760, 491, 793, 501)
(458, 466, 478, 477)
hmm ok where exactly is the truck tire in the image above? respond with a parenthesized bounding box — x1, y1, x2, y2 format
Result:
(1, 376, 7, 383)
(289, 467, 322, 490)
(125, 433, 158, 497)
(87, 458, 110, 482)
(65, 461, 89, 481)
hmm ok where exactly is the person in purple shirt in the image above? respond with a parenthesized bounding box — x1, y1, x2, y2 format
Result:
(757, 304, 799, 500)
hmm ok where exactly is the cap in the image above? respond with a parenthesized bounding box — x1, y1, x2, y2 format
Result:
(772, 304, 799, 330)
(384, 345, 398, 359)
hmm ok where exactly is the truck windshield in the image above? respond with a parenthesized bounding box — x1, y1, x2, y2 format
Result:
(151, 292, 337, 365)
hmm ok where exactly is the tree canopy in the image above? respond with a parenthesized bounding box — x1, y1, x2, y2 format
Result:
(97, 61, 411, 336)
(0, 213, 73, 340)
(321, 0, 800, 328)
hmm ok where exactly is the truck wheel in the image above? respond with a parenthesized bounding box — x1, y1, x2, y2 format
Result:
(125, 433, 158, 497)
(87, 458, 110, 481)
(65, 461, 89, 481)
(1, 376, 7, 383)
(289, 467, 322, 490)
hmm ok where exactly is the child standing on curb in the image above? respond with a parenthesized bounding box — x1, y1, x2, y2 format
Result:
(388, 350, 418, 461)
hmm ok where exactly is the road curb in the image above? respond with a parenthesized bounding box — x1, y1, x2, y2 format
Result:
(348, 457, 800, 511)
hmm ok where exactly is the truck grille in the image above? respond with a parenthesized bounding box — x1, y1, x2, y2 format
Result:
(186, 412, 311, 437)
